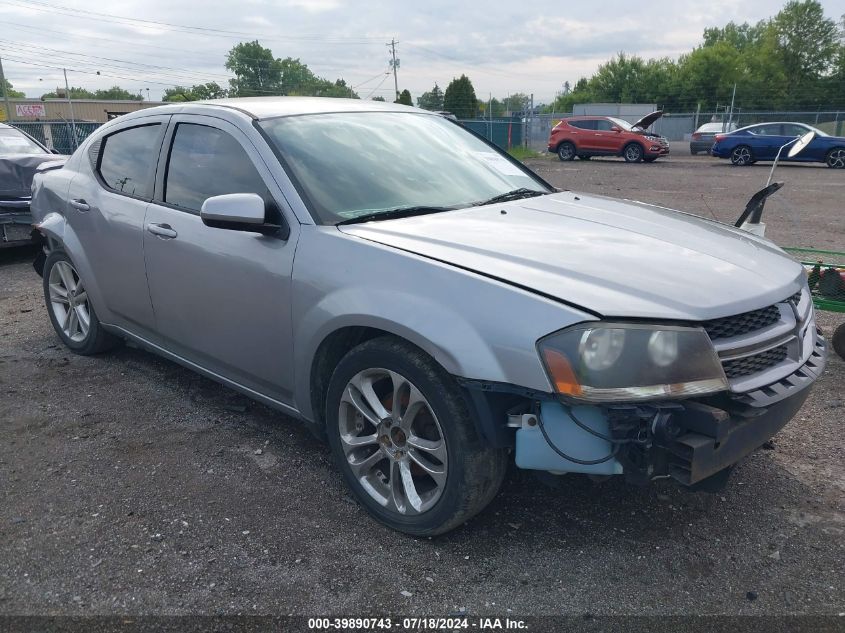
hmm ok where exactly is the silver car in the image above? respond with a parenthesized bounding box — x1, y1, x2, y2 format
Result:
(30, 98, 827, 535)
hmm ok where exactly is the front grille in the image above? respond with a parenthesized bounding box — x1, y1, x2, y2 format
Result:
(723, 345, 788, 379)
(702, 304, 780, 341)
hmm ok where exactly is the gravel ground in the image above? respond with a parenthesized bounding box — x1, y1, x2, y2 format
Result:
(1, 150, 843, 619)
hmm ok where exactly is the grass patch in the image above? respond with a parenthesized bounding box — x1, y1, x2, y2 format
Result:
(507, 146, 547, 161)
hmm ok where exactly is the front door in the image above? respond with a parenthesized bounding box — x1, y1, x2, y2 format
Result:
(142, 116, 298, 405)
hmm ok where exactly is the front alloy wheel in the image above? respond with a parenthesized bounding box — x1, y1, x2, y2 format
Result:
(623, 143, 643, 163)
(326, 337, 507, 536)
(826, 148, 845, 169)
(338, 368, 447, 515)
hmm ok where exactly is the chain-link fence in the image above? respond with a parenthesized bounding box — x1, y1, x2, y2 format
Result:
(10, 122, 102, 155)
(458, 118, 525, 151)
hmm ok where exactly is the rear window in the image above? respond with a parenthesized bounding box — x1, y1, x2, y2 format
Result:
(0, 128, 46, 154)
(98, 124, 162, 198)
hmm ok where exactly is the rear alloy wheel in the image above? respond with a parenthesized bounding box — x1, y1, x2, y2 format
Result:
(557, 142, 576, 161)
(623, 143, 644, 163)
(826, 148, 845, 169)
(730, 145, 753, 166)
(42, 250, 118, 355)
(326, 337, 507, 536)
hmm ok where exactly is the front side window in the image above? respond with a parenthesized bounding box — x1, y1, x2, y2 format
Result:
(98, 124, 161, 198)
(259, 112, 549, 224)
(595, 120, 614, 132)
(164, 123, 268, 212)
(0, 128, 46, 154)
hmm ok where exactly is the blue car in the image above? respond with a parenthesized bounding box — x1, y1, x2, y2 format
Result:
(711, 122, 845, 169)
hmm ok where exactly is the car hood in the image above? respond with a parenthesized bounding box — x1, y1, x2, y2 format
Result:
(0, 154, 66, 199)
(632, 110, 664, 131)
(338, 192, 803, 321)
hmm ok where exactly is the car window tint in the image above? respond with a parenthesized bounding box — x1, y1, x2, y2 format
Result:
(749, 124, 782, 136)
(98, 124, 161, 197)
(164, 123, 267, 212)
(569, 120, 596, 130)
(782, 124, 807, 137)
(595, 120, 613, 131)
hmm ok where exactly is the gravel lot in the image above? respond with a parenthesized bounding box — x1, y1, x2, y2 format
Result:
(1, 148, 843, 620)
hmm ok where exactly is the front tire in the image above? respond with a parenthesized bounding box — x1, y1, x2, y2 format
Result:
(826, 147, 845, 169)
(42, 250, 118, 355)
(325, 337, 507, 536)
(557, 142, 576, 161)
(623, 143, 644, 163)
(833, 323, 845, 360)
(730, 145, 754, 166)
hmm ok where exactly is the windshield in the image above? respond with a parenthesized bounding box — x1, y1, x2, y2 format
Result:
(0, 128, 47, 155)
(259, 112, 549, 224)
(607, 117, 633, 131)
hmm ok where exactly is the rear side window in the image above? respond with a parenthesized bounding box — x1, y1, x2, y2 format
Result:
(164, 123, 268, 212)
(568, 120, 597, 130)
(98, 124, 161, 198)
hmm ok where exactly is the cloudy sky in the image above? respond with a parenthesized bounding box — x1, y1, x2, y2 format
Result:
(1, 0, 843, 103)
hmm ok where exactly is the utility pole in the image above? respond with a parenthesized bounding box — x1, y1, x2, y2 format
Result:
(388, 39, 399, 102)
(727, 83, 736, 129)
(0, 55, 12, 123)
(63, 68, 78, 150)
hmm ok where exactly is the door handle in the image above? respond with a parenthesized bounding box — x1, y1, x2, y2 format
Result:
(147, 223, 177, 239)
(69, 199, 89, 211)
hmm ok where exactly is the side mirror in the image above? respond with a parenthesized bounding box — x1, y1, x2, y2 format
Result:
(611, 126, 622, 132)
(201, 193, 283, 236)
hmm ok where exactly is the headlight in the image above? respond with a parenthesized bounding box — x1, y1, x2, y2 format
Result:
(538, 323, 728, 402)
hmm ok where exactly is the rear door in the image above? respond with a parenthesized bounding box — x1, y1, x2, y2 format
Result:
(142, 114, 299, 405)
(569, 120, 599, 152)
(65, 116, 168, 334)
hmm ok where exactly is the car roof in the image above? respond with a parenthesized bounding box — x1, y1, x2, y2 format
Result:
(696, 122, 734, 131)
(123, 97, 431, 121)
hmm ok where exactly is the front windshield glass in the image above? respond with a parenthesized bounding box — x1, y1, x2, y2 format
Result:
(0, 128, 46, 155)
(607, 117, 633, 131)
(259, 112, 549, 224)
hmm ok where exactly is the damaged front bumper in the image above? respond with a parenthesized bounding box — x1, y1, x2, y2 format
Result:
(0, 199, 37, 248)
(515, 333, 827, 486)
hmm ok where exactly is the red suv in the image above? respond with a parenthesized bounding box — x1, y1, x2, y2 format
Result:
(548, 112, 669, 163)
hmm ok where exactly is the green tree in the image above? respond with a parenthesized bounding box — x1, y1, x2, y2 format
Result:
(94, 86, 144, 100)
(163, 82, 227, 102)
(676, 42, 742, 109)
(502, 92, 530, 114)
(371, 96, 386, 102)
(395, 88, 413, 105)
(2, 79, 25, 98)
(41, 86, 96, 99)
(443, 74, 477, 119)
(226, 40, 284, 97)
(417, 83, 444, 110)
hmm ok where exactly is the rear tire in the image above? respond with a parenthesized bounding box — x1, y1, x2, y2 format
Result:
(826, 147, 845, 169)
(833, 323, 845, 360)
(623, 143, 644, 163)
(42, 250, 119, 355)
(557, 142, 576, 162)
(730, 145, 754, 166)
(325, 336, 508, 536)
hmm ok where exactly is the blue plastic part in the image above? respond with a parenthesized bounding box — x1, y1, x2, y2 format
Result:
(514, 401, 624, 475)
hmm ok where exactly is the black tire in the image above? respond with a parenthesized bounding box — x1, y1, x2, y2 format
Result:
(325, 336, 508, 536)
(825, 147, 845, 169)
(690, 149, 699, 155)
(42, 250, 119, 355)
(730, 145, 754, 166)
(577, 154, 591, 160)
(643, 156, 659, 163)
(623, 143, 644, 163)
(557, 142, 576, 162)
(833, 323, 845, 360)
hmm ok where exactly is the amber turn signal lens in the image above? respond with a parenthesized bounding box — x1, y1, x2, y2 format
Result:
(541, 348, 582, 396)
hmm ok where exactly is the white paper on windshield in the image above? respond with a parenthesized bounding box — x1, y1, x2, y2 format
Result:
(474, 151, 524, 176)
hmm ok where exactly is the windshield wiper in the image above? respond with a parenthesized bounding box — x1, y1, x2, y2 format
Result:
(335, 206, 453, 226)
(471, 188, 547, 207)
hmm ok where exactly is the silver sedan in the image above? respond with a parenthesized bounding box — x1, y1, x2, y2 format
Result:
(31, 98, 825, 535)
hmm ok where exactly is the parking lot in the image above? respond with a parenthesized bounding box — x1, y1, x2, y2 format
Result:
(1, 147, 843, 618)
